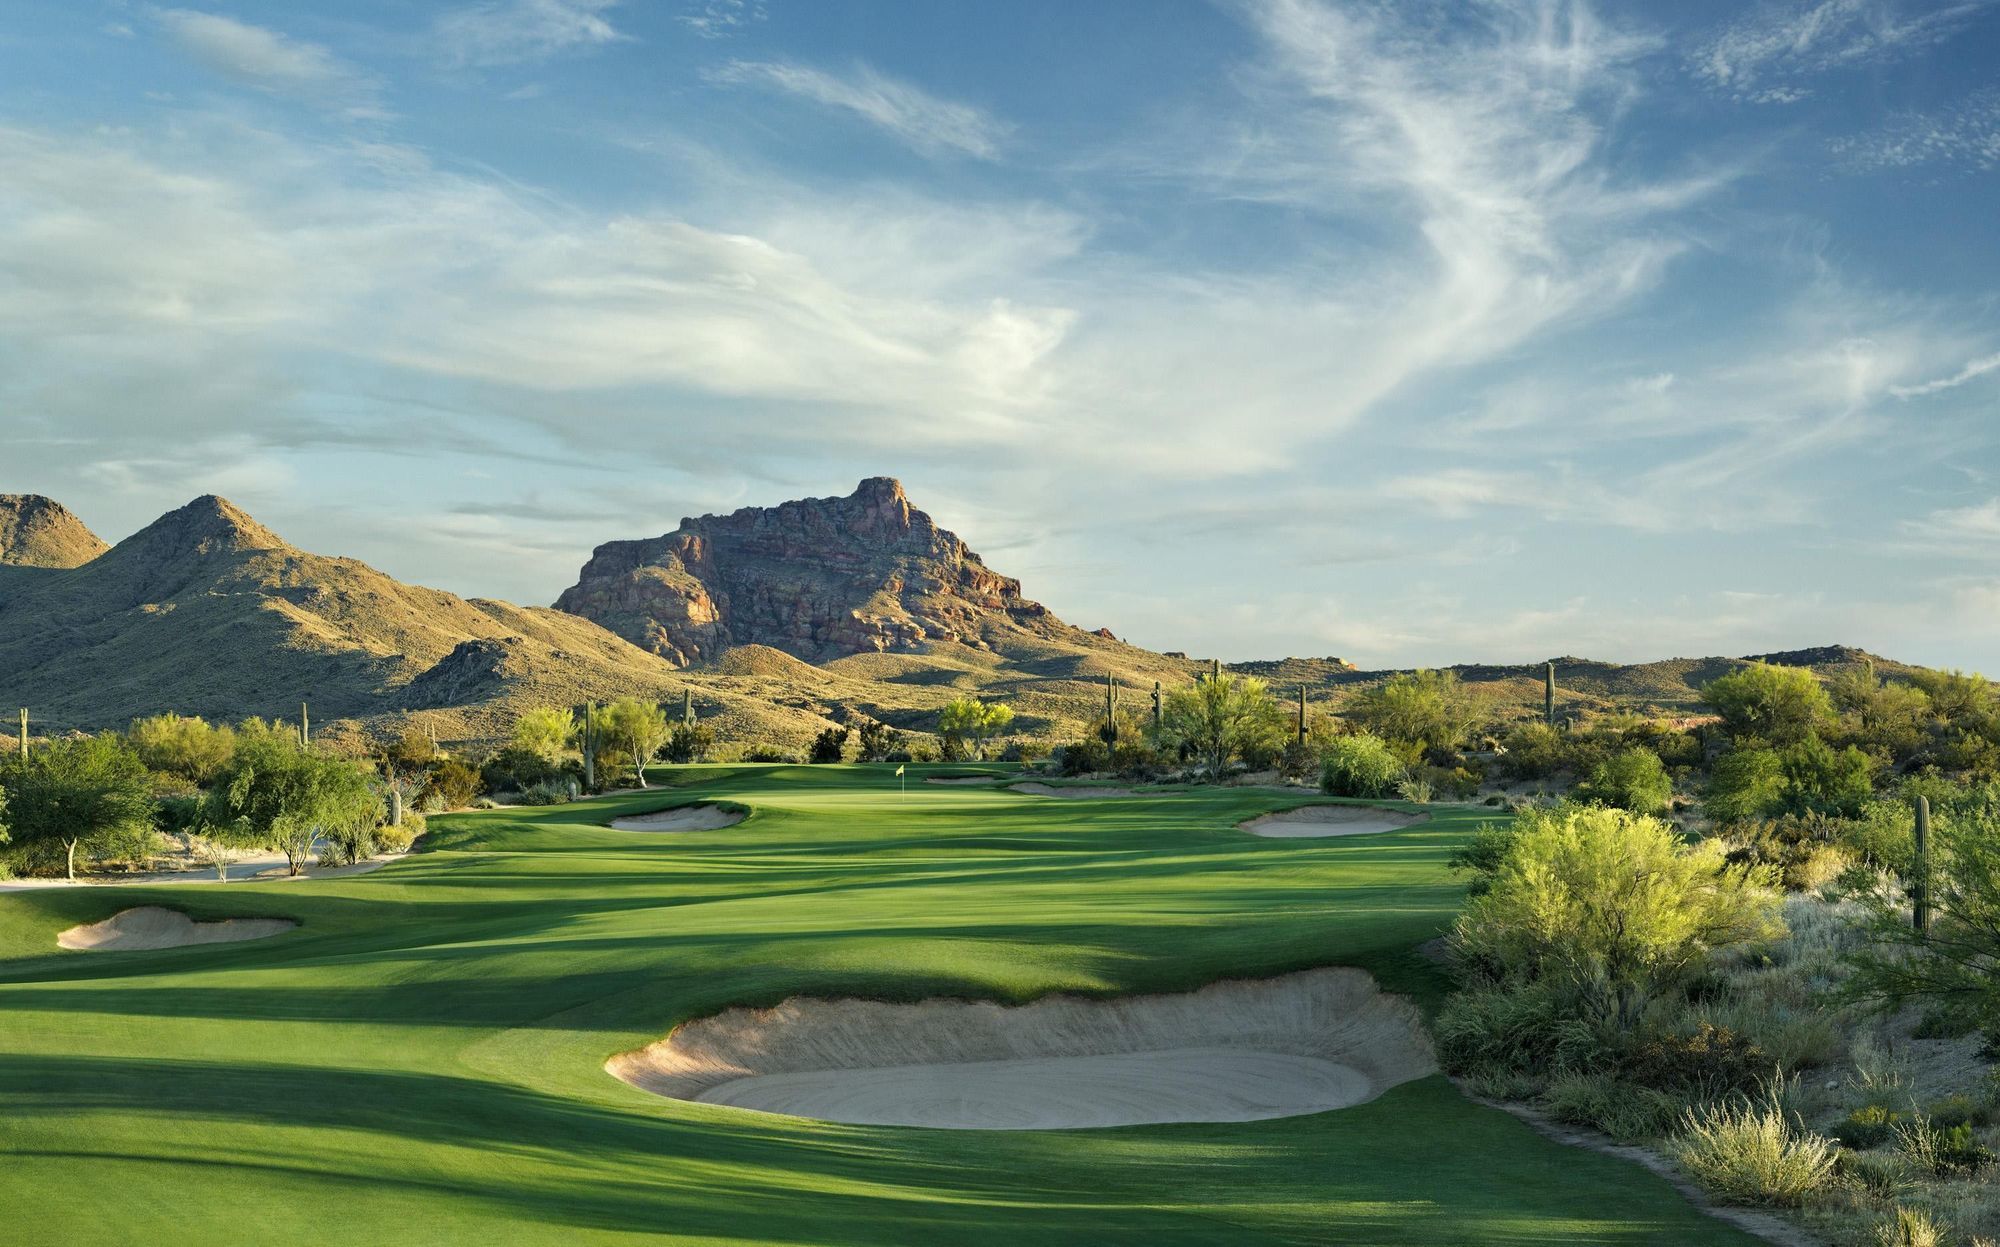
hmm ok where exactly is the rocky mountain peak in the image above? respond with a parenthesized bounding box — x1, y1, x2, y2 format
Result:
(115, 495, 286, 563)
(0, 494, 108, 568)
(555, 477, 1062, 666)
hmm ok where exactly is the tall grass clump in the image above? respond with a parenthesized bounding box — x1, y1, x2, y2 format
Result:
(1673, 1091, 1837, 1206)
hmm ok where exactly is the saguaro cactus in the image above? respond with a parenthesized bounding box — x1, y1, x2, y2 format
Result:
(1544, 663, 1557, 726)
(1103, 675, 1121, 746)
(1211, 657, 1222, 683)
(583, 700, 597, 792)
(1297, 684, 1307, 742)
(300, 701, 311, 749)
(17, 708, 25, 760)
(1914, 795, 1933, 937)
(682, 687, 695, 726)
(1151, 681, 1162, 738)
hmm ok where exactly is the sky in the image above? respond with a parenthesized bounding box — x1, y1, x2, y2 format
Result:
(2, 0, 1997, 671)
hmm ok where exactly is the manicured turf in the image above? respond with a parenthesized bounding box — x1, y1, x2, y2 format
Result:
(0, 766, 1756, 1245)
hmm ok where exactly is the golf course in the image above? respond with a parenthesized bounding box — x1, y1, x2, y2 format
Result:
(0, 766, 1757, 1245)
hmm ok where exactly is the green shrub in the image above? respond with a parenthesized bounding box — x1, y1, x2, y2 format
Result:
(1319, 732, 1405, 798)
(1840, 1104, 1907, 1150)
(1433, 983, 1608, 1076)
(741, 746, 799, 764)
(517, 779, 577, 806)
(418, 759, 482, 812)
(1494, 722, 1567, 781)
(374, 813, 421, 854)
(1542, 1073, 1680, 1142)
(1872, 1205, 1948, 1247)
(1702, 663, 1833, 746)
(1619, 1021, 1767, 1099)
(1451, 803, 1784, 1026)
(809, 727, 850, 764)
(1673, 1094, 1838, 1206)
(1058, 738, 1109, 775)
(480, 746, 565, 795)
(1576, 747, 1672, 815)
(1894, 1115, 1994, 1176)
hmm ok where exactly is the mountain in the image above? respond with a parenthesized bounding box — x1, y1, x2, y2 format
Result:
(558, 477, 1092, 666)
(0, 495, 837, 745)
(0, 495, 107, 568)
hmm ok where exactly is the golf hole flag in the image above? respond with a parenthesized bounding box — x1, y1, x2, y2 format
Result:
(895, 764, 905, 776)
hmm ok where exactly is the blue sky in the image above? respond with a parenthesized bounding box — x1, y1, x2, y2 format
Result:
(2, 0, 1997, 670)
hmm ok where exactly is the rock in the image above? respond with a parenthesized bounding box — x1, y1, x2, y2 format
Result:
(554, 477, 1071, 667)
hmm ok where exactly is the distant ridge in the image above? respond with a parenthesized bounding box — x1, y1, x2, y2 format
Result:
(0, 494, 107, 568)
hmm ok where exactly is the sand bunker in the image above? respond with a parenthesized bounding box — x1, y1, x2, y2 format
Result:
(58, 906, 296, 952)
(608, 967, 1434, 1130)
(1010, 782, 1133, 799)
(610, 805, 745, 833)
(1240, 805, 1429, 838)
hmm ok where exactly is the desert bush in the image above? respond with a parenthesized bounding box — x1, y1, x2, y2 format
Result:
(809, 726, 850, 764)
(481, 746, 566, 795)
(128, 712, 236, 786)
(1576, 747, 1673, 815)
(418, 759, 482, 812)
(1896, 1115, 1995, 1177)
(1396, 775, 1434, 804)
(938, 698, 1013, 762)
(1843, 1105, 1910, 1150)
(1873, 1205, 1950, 1247)
(1319, 732, 1406, 798)
(517, 779, 578, 806)
(509, 706, 575, 765)
(664, 721, 716, 763)
(1703, 663, 1834, 746)
(1348, 669, 1475, 753)
(855, 720, 897, 763)
(742, 745, 800, 764)
(1673, 1092, 1838, 1206)
(1619, 1021, 1769, 1100)
(1058, 738, 1109, 776)
(1277, 737, 1317, 782)
(1542, 1073, 1681, 1142)
(1160, 674, 1286, 782)
(1494, 722, 1572, 781)
(1433, 982, 1608, 1076)
(0, 734, 159, 880)
(1451, 803, 1784, 1026)
(374, 812, 420, 854)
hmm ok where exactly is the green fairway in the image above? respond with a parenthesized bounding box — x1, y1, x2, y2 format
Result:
(0, 767, 1755, 1245)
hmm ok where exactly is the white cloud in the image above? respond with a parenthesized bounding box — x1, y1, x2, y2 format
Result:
(1691, 0, 1989, 101)
(1832, 89, 2000, 172)
(1903, 498, 2000, 551)
(1892, 349, 2000, 396)
(155, 9, 385, 118)
(436, 0, 625, 68)
(706, 61, 1011, 160)
(678, 1, 765, 39)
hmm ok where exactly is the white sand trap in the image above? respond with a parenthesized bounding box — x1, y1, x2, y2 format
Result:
(608, 967, 1434, 1130)
(925, 776, 1005, 785)
(58, 906, 296, 952)
(1010, 782, 1133, 799)
(610, 805, 745, 833)
(1240, 805, 1429, 838)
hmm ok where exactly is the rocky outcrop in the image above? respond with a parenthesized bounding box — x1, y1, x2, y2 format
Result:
(0, 495, 108, 567)
(555, 477, 1065, 666)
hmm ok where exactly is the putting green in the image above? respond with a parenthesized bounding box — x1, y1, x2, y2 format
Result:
(0, 766, 1756, 1245)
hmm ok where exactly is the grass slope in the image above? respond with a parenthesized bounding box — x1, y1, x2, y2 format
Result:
(0, 768, 1756, 1245)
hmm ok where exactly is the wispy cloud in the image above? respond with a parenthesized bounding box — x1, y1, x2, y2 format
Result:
(1892, 349, 2000, 396)
(705, 61, 1011, 160)
(1902, 497, 2000, 550)
(436, 0, 625, 68)
(1831, 88, 2000, 171)
(678, 0, 765, 39)
(1690, 0, 1989, 101)
(155, 9, 386, 118)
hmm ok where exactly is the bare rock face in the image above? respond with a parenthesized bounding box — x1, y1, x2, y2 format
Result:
(0, 495, 108, 568)
(555, 477, 1062, 666)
